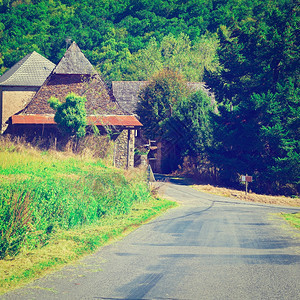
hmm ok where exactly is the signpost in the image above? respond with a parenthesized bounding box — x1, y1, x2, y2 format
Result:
(240, 175, 253, 195)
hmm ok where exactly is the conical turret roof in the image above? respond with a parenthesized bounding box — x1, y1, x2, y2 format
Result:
(53, 42, 96, 75)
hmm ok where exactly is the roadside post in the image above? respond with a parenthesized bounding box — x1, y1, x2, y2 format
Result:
(240, 174, 253, 195)
(147, 164, 156, 183)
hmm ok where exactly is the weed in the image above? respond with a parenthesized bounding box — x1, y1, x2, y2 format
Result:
(0, 191, 31, 259)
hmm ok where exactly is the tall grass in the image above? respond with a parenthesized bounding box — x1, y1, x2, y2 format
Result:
(0, 137, 151, 259)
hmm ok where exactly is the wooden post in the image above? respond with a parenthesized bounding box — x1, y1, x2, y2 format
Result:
(241, 174, 252, 196)
(157, 141, 162, 173)
(126, 129, 130, 169)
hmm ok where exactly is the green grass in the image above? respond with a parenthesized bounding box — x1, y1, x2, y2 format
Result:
(0, 197, 176, 295)
(281, 212, 300, 230)
(0, 139, 177, 294)
(0, 148, 152, 257)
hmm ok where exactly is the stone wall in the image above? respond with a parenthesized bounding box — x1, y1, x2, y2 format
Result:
(114, 129, 135, 169)
(0, 86, 38, 132)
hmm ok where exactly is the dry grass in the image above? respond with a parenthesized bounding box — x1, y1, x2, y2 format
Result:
(192, 184, 300, 207)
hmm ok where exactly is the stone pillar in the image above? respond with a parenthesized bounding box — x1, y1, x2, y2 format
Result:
(127, 129, 135, 169)
(140, 155, 148, 167)
(114, 129, 136, 169)
(114, 130, 127, 168)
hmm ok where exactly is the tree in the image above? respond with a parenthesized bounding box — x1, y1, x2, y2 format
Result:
(170, 90, 215, 158)
(125, 37, 163, 80)
(136, 69, 217, 173)
(136, 69, 191, 172)
(206, 0, 300, 194)
(136, 69, 190, 140)
(105, 33, 219, 82)
(48, 93, 87, 138)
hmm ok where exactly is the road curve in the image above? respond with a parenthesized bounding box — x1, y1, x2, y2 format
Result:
(2, 180, 300, 300)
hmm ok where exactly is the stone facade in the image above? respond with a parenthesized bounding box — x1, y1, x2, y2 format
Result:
(0, 86, 38, 132)
(114, 129, 135, 168)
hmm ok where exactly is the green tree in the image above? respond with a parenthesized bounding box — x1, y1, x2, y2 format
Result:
(136, 68, 190, 173)
(170, 90, 215, 158)
(48, 93, 87, 138)
(107, 33, 219, 82)
(137, 69, 217, 173)
(136, 69, 189, 140)
(125, 37, 163, 80)
(136, 69, 190, 141)
(206, 0, 300, 194)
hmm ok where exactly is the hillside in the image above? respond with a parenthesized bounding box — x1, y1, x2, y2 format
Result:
(0, 0, 294, 82)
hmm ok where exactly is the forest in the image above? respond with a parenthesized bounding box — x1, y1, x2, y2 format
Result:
(0, 0, 299, 195)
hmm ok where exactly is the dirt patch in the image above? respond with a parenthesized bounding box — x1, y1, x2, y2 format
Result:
(192, 184, 300, 207)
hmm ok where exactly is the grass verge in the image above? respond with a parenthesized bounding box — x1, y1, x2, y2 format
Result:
(0, 137, 177, 295)
(0, 196, 176, 295)
(192, 184, 300, 207)
(281, 212, 300, 230)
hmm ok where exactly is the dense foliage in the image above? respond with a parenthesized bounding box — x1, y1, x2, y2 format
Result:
(206, 0, 299, 195)
(136, 69, 190, 140)
(137, 70, 215, 173)
(171, 90, 215, 158)
(0, 0, 240, 79)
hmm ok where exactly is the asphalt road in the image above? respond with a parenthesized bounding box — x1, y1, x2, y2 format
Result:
(2, 179, 300, 300)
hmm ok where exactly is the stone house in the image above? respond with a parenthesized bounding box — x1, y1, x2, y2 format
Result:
(0, 51, 55, 133)
(7, 42, 142, 168)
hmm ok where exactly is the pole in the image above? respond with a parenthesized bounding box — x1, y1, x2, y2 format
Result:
(245, 174, 248, 195)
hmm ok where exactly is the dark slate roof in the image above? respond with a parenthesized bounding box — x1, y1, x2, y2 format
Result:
(112, 81, 148, 114)
(53, 42, 96, 75)
(0, 51, 55, 86)
(22, 43, 125, 116)
(112, 81, 215, 114)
